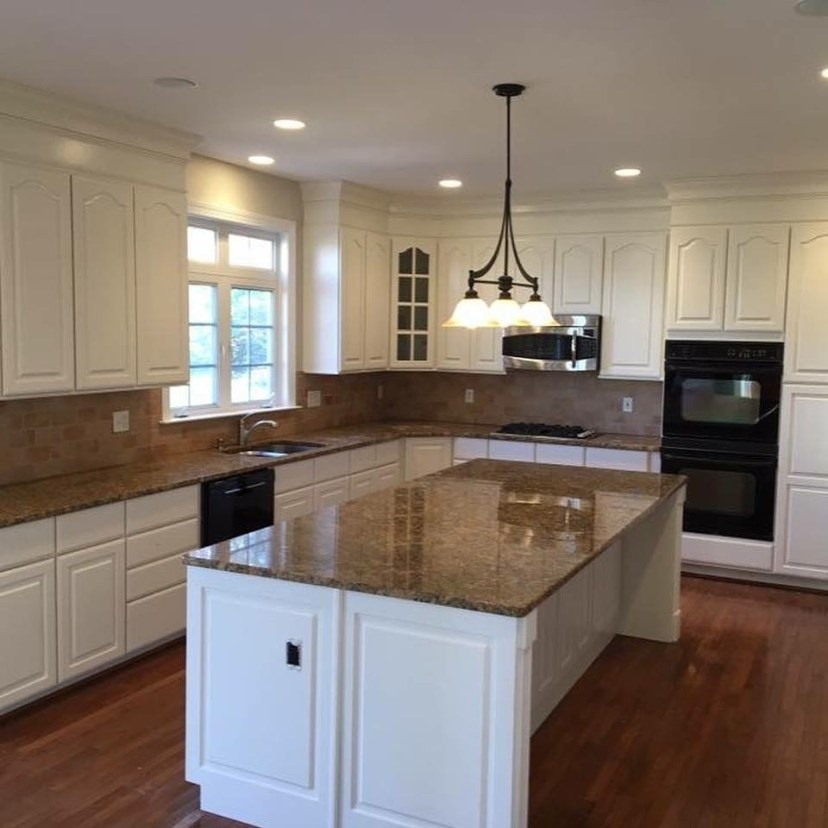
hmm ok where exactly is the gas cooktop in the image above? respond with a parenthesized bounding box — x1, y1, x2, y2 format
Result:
(495, 422, 597, 439)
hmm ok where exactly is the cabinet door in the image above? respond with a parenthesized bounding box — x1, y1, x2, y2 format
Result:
(403, 438, 453, 481)
(778, 487, 828, 579)
(134, 185, 188, 385)
(553, 234, 603, 315)
(470, 239, 504, 373)
(0, 560, 56, 712)
(0, 161, 74, 395)
(340, 227, 366, 371)
(666, 226, 727, 330)
(73, 176, 137, 390)
(600, 232, 667, 380)
(57, 540, 126, 682)
(724, 225, 789, 333)
(515, 236, 556, 312)
(785, 224, 828, 383)
(390, 239, 436, 368)
(274, 486, 315, 521)
(585, 447, 649, 472)
(314, 476, 351, 510)
(436, 239, 472, 370)
(363, 232, 390, 370)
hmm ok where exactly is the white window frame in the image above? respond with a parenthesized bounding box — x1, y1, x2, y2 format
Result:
(162, 204, 297, 421)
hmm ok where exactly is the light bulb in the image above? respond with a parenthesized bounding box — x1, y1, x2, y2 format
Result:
(443, 297, 492, 329)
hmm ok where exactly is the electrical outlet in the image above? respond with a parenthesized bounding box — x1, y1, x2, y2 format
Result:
(465, 388, 475, 404)
(622, 397, 634, 413)
(377, 384, 384, 400)
(307, 390, 321, 408)
(112, 410, 130, 433)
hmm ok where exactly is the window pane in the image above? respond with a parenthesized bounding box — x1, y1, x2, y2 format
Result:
(399, 277, 412, 303)
(250, 366, 273, 400)
(190, 284, 217, 324)
(190, 325, 217, 367)
(231, 288, 250, 325)
(398, 248, 413, 275)
(249, 328, 273, 364)
(249, 290, 274, 325)
(397, 334, 411, 361)
(415, 278, 429, 303)
(414, 306, 428, 331)
(188, 226, 217, 264)
(414, 249, 429, 275)
(413, 334, 428, 361)
(231, 328, 250, 366)
(397, 306, 412, 331)
(228, 233, 274, 270)
(169, 384, 190, 410)
(190, 367, 218, 406)
(231, 367, 250, 403)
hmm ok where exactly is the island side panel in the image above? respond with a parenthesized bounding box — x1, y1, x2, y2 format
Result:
(340, 590, 537, 828)
(618, 488, 686, 643)
(185, 567, 341, 828)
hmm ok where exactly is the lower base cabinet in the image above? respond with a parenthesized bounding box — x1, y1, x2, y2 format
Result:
(403, 438, 453, 480)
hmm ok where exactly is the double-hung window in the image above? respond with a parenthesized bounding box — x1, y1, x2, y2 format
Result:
(166, 216, 295, 418)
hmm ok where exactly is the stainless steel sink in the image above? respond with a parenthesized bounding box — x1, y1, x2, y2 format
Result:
(235, 441, 324, 458)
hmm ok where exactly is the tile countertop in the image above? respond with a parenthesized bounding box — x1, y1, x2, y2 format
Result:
(185, 459, 685, 618)
(0, 421, 661, 530)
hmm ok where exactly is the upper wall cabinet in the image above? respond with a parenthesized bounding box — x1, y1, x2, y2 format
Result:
(303, 226, 390, 374)
(666, 224, 789, 334)
(0, 161, 75, 396)
(515, 236, 556, 312)
(785, 223, 828, 384)
(390, 239, 436, 369)
(553, 234, 604, 316)
(600, 232, 667, 380)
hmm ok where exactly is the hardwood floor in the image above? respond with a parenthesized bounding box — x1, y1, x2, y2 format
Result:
(1, 576, 826, 827)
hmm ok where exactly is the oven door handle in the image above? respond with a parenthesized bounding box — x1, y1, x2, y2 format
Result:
(662, 451, 776, 469)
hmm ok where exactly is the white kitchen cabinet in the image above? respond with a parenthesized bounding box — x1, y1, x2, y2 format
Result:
(453, 438, 489, 461)
(667, 224, 789, 334)
(0, 559, 57, 712)
(585, 447, 649, 472)
(403, 437, 453, 481)
(666, 226, 727, 331)
(470, 239, 504, 373)
(0, 160, 74, 396)
(72, 175, 137, 390)
(315, 476, 351, 510)
(779, 487, 828, 578)
(785, 224, 828, 384)
(535, 444, 586, 467)
(56, 539, 126, 682)
(350, 469, 376, 500)
(134, 185, 189, 386)
(600, 232, 667, 380)
(186, 568, 339, 828)
(489, 440, 535, 462)
(515, 236, 556, 312)
(553, 234, 603, 315)
(390, 239, 436, 368)
(304, 226, 390, 374)
(374, 462, 400, 491)
(436, 239, 473, 370)
(275, 486, 315, 521)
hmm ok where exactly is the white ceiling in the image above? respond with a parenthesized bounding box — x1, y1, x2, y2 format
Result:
(1, 0, 827, 197)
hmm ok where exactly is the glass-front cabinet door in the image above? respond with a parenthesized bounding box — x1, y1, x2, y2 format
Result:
(390, 238, 436, 369)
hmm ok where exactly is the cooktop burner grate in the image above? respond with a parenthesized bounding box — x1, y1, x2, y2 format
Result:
(495, 422, 596, 439)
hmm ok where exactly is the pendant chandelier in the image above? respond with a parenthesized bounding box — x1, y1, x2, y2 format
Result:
(443, 83, 554, 330)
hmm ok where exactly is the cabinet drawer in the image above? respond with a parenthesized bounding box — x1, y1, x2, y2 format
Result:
(126, 582, 185, 653)
(585, 448, 649, 472)
(127, 518, 199, 569)
(376, 440, 401, 465)
(489, 440, 535, 462)
(535, 444, 585, 466)
(57, 502, 124, 554)
(453, 438, 488, 460)
(314, 476, 350, 511)
(127, 551, 186, 602)
(126, 485, 198, 534)
(0, 518, 55, 571)
(274, 486, 314, 521)
(350, 445, 378, 473)
(273, 459, 314, 494)
(314, 451, 350, 482)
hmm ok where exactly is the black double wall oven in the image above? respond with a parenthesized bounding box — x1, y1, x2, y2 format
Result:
(660, 341, 783, 542)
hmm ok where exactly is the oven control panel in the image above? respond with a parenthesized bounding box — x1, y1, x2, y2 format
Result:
(665, 340, 784, 363)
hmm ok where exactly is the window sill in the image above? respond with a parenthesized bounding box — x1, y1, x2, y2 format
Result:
(159, 404, 303, 425)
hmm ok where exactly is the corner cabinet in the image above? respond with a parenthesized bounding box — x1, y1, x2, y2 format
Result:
(303, 226, 390, 373)
(600, 232, 667, 380)
(666, 224, 789, 334)
(389, 239, 436, 368)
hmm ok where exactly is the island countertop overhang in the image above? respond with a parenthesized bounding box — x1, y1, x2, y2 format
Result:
(184, 460, 686, 618)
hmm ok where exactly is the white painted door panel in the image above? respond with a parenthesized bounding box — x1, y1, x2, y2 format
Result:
(553, 234, 603, 315)
(516, 236, 556, 311)
(364, 232, 390, 369)
(0, 161, 74, 395)
(403, 438, 453, 481)
(786, 390, 828, 482)
(667, 226, 727, 330)
(471, 239, 504, 373)
(779, 487, 828, 578)
(73, 175, 137, 389)
(340, 227, 366, 371)
(436, 239, 472, 370)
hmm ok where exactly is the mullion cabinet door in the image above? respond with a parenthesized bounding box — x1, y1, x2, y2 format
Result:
(390, 238, 436, 369)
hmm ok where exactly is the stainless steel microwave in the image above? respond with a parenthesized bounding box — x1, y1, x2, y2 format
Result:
(502, 315, 601, 372)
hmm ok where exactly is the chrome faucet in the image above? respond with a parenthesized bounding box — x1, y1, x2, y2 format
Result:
(239, 412, 279, 446)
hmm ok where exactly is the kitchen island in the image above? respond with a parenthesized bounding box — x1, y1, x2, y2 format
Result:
(184, 460, 685, 828)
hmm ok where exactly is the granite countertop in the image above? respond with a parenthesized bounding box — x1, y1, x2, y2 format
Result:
(185, 460, 685, 618)
(0, 421, 661, 529)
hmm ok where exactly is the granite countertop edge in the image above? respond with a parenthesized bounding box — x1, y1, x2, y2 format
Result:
(0, 421, 662, 530)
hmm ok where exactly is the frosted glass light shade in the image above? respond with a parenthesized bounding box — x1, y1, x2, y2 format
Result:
(488, 297, 527, 328)
(443, 296, 492, 328)
(521, 298, 554, 327)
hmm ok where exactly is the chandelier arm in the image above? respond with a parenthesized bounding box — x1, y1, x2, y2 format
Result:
(507, 206, 540, 294)
(469, 184, 509, 281)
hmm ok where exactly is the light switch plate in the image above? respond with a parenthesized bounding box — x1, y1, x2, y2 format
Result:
(112, 410, 130, 433)
(465, 389, 475, 404)
(307, 390, 321, 408)
(622, 397, 634, 413)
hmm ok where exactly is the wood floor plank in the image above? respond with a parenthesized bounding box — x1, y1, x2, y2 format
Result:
(0, 576, 826, 827)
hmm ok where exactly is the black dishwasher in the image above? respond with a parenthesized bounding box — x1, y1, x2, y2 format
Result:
(201, 469, 275, 546)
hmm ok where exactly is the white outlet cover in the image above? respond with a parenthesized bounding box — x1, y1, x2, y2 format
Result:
(622, 397, 634, 413)
(112, 410, 130, 433)
(465, 389, 475, 404)
(307, 390, 321, 408)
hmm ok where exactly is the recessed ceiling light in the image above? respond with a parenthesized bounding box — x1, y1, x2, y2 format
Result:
(614, 167, 642, 178)
(153, 76, 198, 89)
(248, 155, 275, 166)
(439, 179, 463, 189)
(820, 67, 828, 79)
(795, 0, 828, 15)
(273, 119, 306, 130)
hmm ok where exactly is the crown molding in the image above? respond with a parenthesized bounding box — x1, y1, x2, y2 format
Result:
(0, 77, 201, 161)
(300, 179, 393, 212)
(665, 171, 828, 203)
